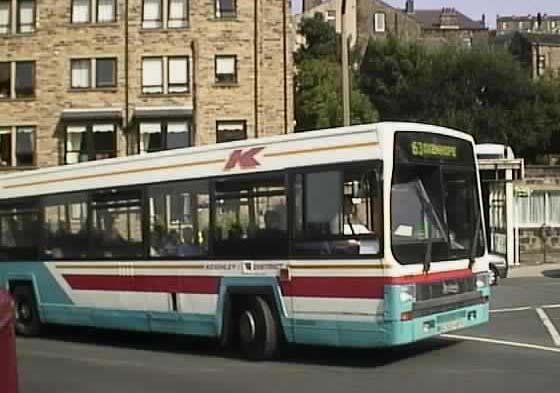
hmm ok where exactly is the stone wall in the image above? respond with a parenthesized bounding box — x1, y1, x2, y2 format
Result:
(519, 227, 560, 264)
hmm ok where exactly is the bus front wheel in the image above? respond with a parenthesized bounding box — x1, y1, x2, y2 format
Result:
(238, 296, 278, 360)
(12, 285, 41, 337)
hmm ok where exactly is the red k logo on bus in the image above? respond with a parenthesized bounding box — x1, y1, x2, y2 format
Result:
(224, 147, 265, 170)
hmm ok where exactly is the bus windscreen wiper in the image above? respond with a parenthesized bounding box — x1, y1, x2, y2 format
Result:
(414, 180, 448, 273)
(469, 193, 482, 270)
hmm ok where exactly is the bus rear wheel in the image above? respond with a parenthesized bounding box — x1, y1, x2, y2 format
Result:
(12, 285, 41, 337)
(238, 296, 278, 360)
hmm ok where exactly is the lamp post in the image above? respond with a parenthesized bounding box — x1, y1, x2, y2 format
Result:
(341, 0, 350, 126)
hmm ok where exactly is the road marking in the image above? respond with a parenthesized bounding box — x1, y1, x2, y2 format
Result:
(490, 306, 532, 313)
(536, 308, 560, 346)
(442, 334, 560, 354)
(541, 304, 560, 310)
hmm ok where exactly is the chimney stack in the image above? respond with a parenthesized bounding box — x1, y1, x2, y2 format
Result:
(481, 13, 486, 28)
(405, 0, 414, 14)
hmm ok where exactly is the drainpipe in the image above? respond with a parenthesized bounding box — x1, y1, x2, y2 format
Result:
(283, 0, 288, 134)
(341, 0, 350, 126)
(254, 0, 259, 138)
(124, 0, 130, 153)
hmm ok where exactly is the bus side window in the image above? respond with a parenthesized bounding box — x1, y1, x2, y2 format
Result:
(0, 204, 39, 261)
(42, 193, 88, 260)
(148, 180, 210, 258)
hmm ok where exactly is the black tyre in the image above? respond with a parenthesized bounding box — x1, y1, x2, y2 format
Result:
(489, 265, 499, 286)
(238, 296, 278, 360)
(12, 285, 41, 337)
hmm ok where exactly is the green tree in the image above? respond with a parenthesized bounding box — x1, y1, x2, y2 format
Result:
(295, 14, 378, 131)
(359, 39, 560, 161)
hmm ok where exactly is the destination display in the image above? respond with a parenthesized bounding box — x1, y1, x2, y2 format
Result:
(395, 131, 474, 165)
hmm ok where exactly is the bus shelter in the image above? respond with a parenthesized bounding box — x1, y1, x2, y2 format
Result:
(476, 144, 525, 269)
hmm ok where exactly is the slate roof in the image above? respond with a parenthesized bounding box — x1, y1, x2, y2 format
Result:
(409, 9, 486, 30)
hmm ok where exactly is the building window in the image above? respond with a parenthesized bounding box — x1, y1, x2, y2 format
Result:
(0, 0, 10, 34)
(71, 58, 117, 89)
(0, 0, 35, 34)
(538, 54, 546, 76)
(65, 123, 116, 164)
(142, 56, 189, 94)
(168, 56, 188, 93)
(96, 58, 117, 87)
(0, 126, 35, 167)
(0, 61, 35, 99)
(17, 0, 34, 33)
(139, 120, 190, 153)
(72, 0, 91, 24)
(215, 0, 235, 19)
(215, 55, 237, 84)
(325, 10, 336, 25)
(142, 57, 163, 93)
(0, 62, 11, 98)
(374, 12, 385, 32)
(143, 0, 162, 28)
(216, 120, 246, 143)
(96, 0, 116, 23)
(71, 59, 91, 89)
(15, 61, 34, 98)
(168, 0, 187, 28)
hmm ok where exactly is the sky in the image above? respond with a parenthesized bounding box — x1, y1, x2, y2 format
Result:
(292, 0, 559, 27)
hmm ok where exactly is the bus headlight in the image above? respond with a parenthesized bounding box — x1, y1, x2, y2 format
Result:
(400, 284, 416, 303)
(475, 272, 490, 289)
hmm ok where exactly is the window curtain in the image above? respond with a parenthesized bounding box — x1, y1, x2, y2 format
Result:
(547, 192, 560, 225)
(168, 0, 186, 28)
(0, 127, 11, 166)
(71, 60, 90, 88)
(216, 56, 234, 75)
(168, 57, 188, 92)
(143, 0, 161, 28)
(18, 0, 34, 32)
(142, 58, 163, 93)
(73, 0, 90, 23)
(0, 1, 11, 33)
(66, 126, 87, 164)
(166, 122, 189, 149)
(15, 126, 34, 166)
(140, 122, 162, 153)
(97, 0, 114, 23)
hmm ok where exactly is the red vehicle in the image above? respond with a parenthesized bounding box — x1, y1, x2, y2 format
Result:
(0, 290, 18, 393)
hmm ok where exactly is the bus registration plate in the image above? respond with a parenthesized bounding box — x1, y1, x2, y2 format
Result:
(437, 319, 465, 333)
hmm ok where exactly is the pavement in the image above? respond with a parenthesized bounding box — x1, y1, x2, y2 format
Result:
(15, 272, 560, 393)
(507, 261, 560, 278)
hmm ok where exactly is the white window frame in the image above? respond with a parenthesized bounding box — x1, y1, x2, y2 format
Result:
(0, 125, 35, 167)
(516, 190, 560, 228)
(374, 12, 385, 33)
(71, 57, 117, 90)
(215, 55, 237, 84)
(96, 0, 116, 23)
(142, 0, 188, 29)
(215, 0, 236, 19)
(216, 120, 246, 143)
(142, 55, 190, 95)
(0, 60, 35, 99)
(72, 0, 91, 24)
(0, 0, 35, 35)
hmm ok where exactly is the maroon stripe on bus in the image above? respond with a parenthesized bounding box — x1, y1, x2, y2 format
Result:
(280, 277, 386, 299)
(63, 275, 220, 294)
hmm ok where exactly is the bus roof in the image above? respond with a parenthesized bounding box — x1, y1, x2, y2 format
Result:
(0, 122, 474, 200)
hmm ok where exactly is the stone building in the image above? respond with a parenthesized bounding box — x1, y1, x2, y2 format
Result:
(0, 0, 293, 173)
(509, 32, 560, 79)
(497, 14, 560, 36)
(296, 0, 488, 52)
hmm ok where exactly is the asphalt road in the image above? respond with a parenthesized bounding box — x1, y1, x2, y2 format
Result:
(16, 273, 560, 393)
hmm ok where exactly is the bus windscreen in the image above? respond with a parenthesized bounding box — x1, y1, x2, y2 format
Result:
(391, 132, 484, 265)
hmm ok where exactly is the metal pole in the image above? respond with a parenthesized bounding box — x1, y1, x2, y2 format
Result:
(341, 0, 350, 126)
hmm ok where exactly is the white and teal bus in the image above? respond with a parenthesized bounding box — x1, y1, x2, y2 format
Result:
(0, 122, 490, 359)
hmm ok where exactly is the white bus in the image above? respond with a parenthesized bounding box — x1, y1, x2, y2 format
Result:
(0, 122, 490, 359)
